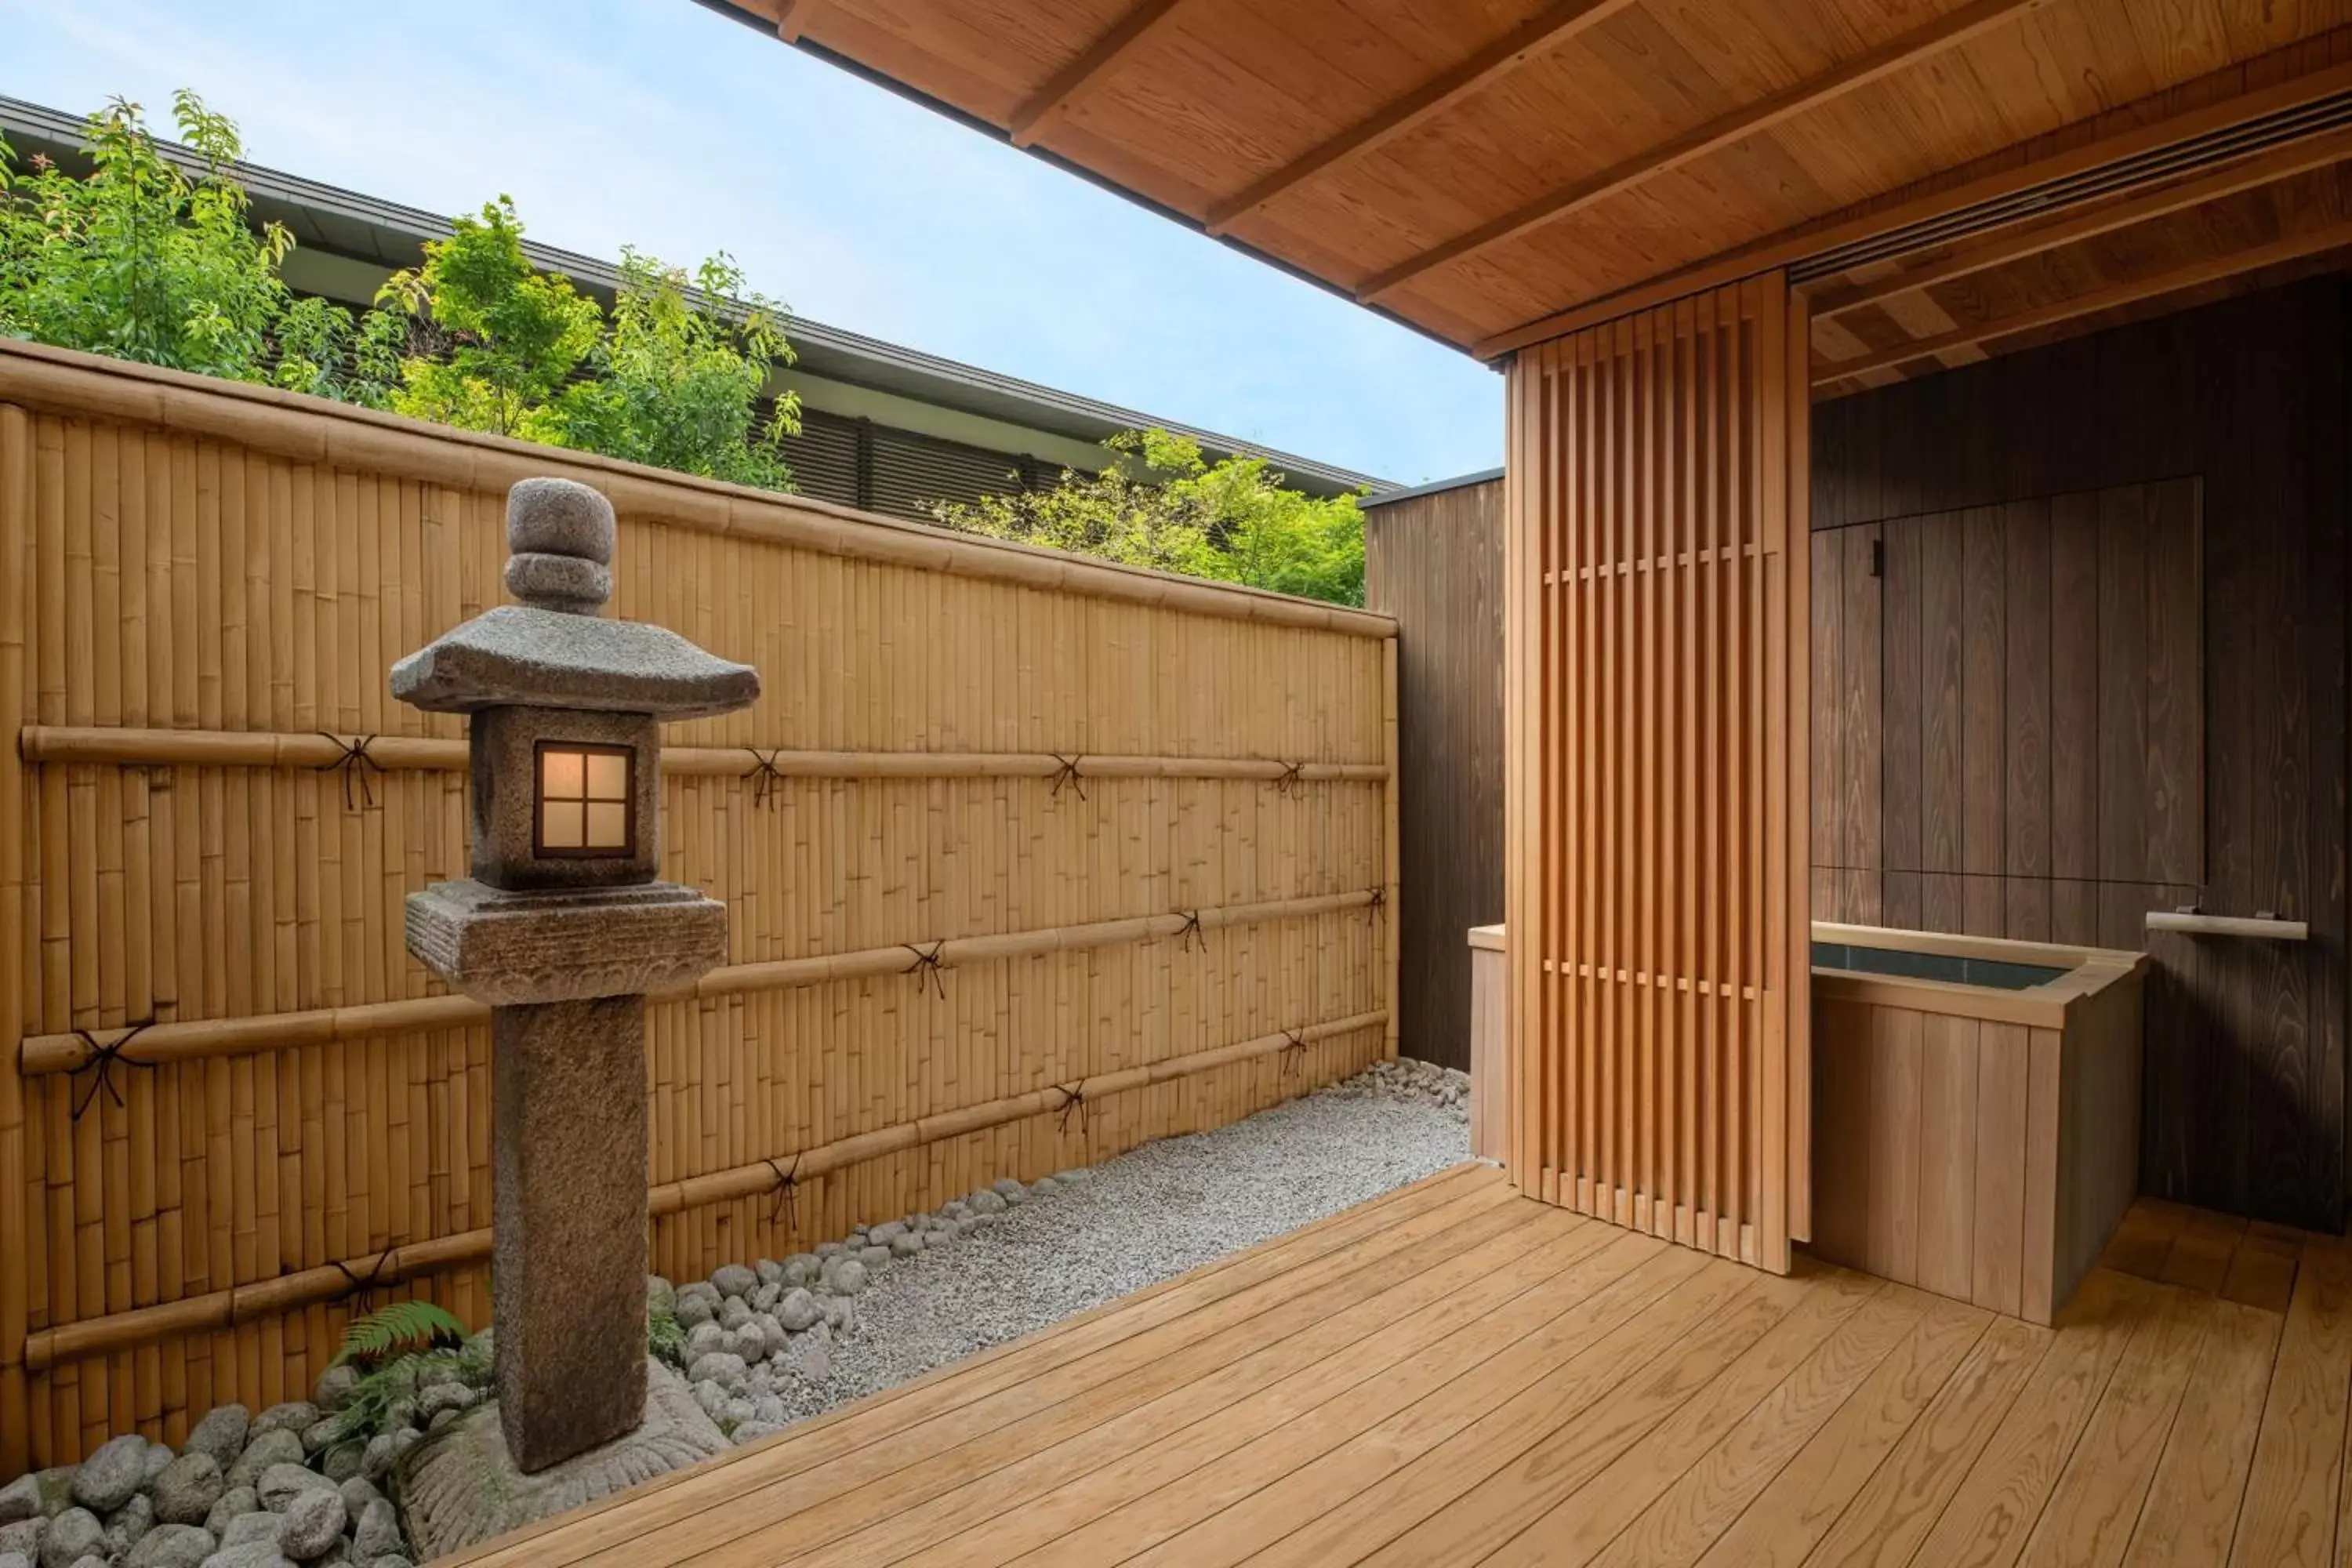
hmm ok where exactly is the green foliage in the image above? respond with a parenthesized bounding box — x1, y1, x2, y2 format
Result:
(4, 92, 800, 492)
(648, 1301, 686, 1365)
(375, 197, 602, 441)
(557, 249, 800, 488)
(931, 430, 1367, 607)
(332, 1298, 471, 1369)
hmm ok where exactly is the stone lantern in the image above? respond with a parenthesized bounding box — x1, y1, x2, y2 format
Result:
(392, 477, 757, 1473)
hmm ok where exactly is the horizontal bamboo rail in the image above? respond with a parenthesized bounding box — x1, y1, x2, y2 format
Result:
(0, 340, 1396, 638)
(16, 890, 1382, 1075)
(21, 1008, 1384, 1371)
(16, 725, 1388, 783)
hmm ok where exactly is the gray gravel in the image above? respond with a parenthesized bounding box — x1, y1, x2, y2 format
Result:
(754, 1077, 1472, 1428)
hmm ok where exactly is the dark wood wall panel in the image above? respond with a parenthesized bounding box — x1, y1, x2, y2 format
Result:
(1811, 274, 2349, 1232)
(1365, 477, 1504, 1072)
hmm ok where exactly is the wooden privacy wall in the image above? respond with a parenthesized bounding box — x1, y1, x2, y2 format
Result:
(1503, 274, 1810, 1272)
(1809, 481, 2205, 940)
(1811, 276, 2349, 1232)
(0, 340, 1399, 1472)
(1363, 474, 1504, 1070)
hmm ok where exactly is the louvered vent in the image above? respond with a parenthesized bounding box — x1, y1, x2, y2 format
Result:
(1792, 90, 2352, 283)
(779, 409, 862, 509)
(869, 427, 1028, 522)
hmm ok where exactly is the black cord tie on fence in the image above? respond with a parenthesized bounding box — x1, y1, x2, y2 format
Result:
(743, 748, 787, 807)
(1053, 1080, 1090, 1136)
(1279, 1028, 1310, 1083)
(764, 1152, 803, 1232)
(316, 734, 385, 811)
(1174, 909, 1204, 951)
(1049, 753, 1087, 802)
(328, 1247, 398, 1305)
(1274, 760, 1305, 794)
(1367, 887, 1388, 920)
(903, 942, 949, 998)
(68, 1022, 155, 1121)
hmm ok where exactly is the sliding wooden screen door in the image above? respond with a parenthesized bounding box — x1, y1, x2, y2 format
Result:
(1504, 274, 1812, 1272)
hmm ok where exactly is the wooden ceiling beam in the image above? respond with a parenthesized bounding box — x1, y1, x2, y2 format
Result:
(1813, 213, 2352, 382)
(1475, 54, 2352, 360)
(774, 0, 825, 44)
(1203, 0, 1639, 238)
(1813, 129, 2352, 318)
(1008, 0, 1189, 149)
(1357, 0, 2053, 306)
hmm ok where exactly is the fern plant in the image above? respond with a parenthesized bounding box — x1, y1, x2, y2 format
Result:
(332, 1299, 470, 1368)
(648, 1302, 685, 1365)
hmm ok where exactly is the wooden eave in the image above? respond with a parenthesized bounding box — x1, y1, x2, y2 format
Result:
(710, 0, 2352, 378)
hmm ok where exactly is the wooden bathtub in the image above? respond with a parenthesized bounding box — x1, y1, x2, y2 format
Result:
(1809, 923, 2147, 1325)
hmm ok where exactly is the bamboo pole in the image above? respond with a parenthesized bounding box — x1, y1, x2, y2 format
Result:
(1383, 634, 1403, 1063)
(2, 405, 32, 1473)
(22, 1009, 1385, 1370)
(18, 890, 1382, 1073)
(0, 343, 1396, 640)
(18, 726, 1389, 784)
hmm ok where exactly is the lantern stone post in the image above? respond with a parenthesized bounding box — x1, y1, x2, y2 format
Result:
(391, 477, 757, 1474)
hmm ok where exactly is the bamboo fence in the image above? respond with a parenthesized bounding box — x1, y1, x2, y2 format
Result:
(0, 339, 1400, 1471)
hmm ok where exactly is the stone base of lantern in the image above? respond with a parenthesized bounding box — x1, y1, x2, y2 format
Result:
(493, 993, 652, 1472)
(394, 1358, 728, 1560)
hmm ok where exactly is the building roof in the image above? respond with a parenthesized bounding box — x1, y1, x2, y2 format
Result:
(1356, 467, 1502, 510)
(0, 92, 1392, 498)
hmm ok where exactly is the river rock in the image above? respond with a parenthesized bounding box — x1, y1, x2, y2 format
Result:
(0, 1477, 38, 1526)
(149, 1453, 223, 1527)
(204, 1487, 256, 1536)
(822, 1257, 868, 1296)
(347, 1498, 399, 1566)
(103, 1493, 155, 1553)
(125, 1523, 216, 1568)
(218, 1513, 283, 1550)
(185, 1406, 251, 1469)
(753, 1258, 786, 1287)
(197, 1544, 296, 1568)
(35, 1508, 100, 1568)
(251, 1406, 318, 1444)
(224, 1429, 304, 1491)
(782, 1254, 821, 1287)
(868, 1221, 907, 1247)
(1029, 1176, 1062, 1198)
(256, 1465, 335, 1515)
(673, 1294, 714, 1330)
(685, 1352, 747, 1392)
(681, 1322, 727, 1363)
(967, 1189, 1007, 1216)
(71, 1435, 149, 1513)
(143, 1443, 176, 1483)
(318, 1444, 365, 1484)
(889, 1232, 924, 1258)
(0, 1522, 38, 1562)
(310, 1368, 358, 1417)
(775, 1288, 821, 1333)
(0, 1550, 23, 1568)
(993, 1178, 1027, 1204)
(709, 1264, 757, 1300)
(274, 1490, 344, 1561)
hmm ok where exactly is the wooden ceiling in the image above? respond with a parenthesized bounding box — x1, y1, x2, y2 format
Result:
(721, 0, 2352, 383)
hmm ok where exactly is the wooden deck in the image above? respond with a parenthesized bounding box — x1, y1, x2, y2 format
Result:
(449, 1163, 2352, 1567)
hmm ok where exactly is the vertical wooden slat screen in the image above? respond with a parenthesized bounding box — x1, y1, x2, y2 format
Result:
(1504, 274, 1811, 1272)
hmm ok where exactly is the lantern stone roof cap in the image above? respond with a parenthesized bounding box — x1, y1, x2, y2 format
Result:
(390, 604, 760, 719)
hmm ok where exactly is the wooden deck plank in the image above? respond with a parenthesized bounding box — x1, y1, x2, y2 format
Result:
(559, 1181, 1549, 1567)
(1689, 1294, 1993, 1568)
(1051, 1249, 1750, 1568)
(1339, 1270, 1810, 1566)
(802, 1221, 1647, 1568)
(2121, 1299, 2285, 1568)
(1905, 1269, 2145, 1568)
(1801, 1314, 2055, 1567)
(2227, 1238, 2352, 1568)
(2015, 1283, 2217, 1568)
(443, 1191, 2352, 1568)
(1472, 1269, 1896, 1567)
(453, 1163, 1508, 1568)
(1568, 1283, 1938, 1568)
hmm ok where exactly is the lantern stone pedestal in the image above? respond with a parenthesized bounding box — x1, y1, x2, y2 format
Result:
(388, 477, 758, 1536)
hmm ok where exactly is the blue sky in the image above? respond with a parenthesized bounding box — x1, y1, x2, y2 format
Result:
(0, 0, 1504, 485)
